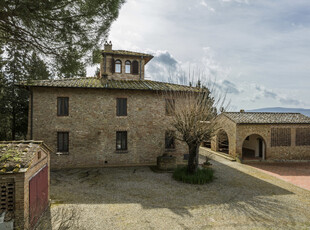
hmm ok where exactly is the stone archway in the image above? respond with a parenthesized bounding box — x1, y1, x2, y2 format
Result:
(217, 129, 229, 154)
(242, 134, 266, 160)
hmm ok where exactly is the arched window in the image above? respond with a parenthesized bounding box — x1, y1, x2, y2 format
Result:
(132, 60, 139, 74)
(125, 60, 131, 73)
(115, 60, 121, 73)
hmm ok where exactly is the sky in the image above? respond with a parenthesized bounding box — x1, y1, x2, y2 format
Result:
(88, 0, 310, 111)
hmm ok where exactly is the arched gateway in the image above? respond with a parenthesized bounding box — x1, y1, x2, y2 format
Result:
(242, 134, 266, 160)
(217, 129, 229, 154)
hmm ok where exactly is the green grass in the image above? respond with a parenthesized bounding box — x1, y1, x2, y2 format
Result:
(172, 166, 214, 184)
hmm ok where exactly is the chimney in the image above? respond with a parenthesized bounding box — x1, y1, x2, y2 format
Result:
(240, 109, 245, 113)
(104, 41, 112, 52)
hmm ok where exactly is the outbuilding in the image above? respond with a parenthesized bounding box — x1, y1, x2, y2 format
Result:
(211, 112, 310, 161)
(0, 141, 50, 230)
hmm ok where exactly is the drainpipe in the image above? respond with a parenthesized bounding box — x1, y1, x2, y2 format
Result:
(103, 52, 107, 74)
(30, 89, 33, 140)
(139, 56, 143, 80)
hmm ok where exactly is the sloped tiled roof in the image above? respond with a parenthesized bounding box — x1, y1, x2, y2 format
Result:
(223, 112, 310, 124)
(0, 141, 50, 173)
(103, 50, 153, 63)
(19, 77, 198, 92)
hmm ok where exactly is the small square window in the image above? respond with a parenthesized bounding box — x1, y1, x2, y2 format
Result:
(165, 131, 175, 150)
(57, 132, 69, 152)
(116, 131, 127, 151)
(165, 99, 175, 116)
(57, 97, 69, 116)
(117, 98, 127, 116)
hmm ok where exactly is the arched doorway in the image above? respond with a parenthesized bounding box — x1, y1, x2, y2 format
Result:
(217, 130, 229, 154)
(242, 134, 266, 160)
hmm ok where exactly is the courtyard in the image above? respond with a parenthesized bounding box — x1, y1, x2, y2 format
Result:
(45, 152, 310, 230)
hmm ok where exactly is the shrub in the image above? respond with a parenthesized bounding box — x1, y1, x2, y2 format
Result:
(172, 166, 214, 184)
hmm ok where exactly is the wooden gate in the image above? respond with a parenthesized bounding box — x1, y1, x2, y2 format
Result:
(29, 165, 48, 227)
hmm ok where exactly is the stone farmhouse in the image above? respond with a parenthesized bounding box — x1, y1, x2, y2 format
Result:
(18, 42, 310, 169)
(211, 112, 310, 161)
(19, 42, 193, 169)
(0, 141, 50, 230)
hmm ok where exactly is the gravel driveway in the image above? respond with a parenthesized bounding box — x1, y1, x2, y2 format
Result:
(49, 150, 310, 230)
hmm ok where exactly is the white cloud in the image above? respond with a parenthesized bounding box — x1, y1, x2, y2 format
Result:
(199, 0, 215, 12)
(87, 0, 310, 110)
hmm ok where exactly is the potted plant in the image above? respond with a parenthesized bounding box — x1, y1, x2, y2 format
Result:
(202, 157, 212, 168)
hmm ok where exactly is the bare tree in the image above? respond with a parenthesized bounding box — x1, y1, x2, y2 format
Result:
(164, 81, 226, 174)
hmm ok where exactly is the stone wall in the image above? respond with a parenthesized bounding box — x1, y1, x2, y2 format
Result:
(30, 87, 188, 169)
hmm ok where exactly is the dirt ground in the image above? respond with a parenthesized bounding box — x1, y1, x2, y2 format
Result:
(48, 151, 310, 230)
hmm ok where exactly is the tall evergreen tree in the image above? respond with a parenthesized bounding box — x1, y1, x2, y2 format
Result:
(0, 47, 50, 140)
(0, 0, 124, 140)
(0, 0, 124, 61)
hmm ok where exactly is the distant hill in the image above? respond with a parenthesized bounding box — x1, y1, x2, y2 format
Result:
(246, 107, 310, 117)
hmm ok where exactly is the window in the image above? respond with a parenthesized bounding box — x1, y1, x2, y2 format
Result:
(116, 131, 127, 151)
(132, 60, 139, 74)
(296, 128, 310, 146)
(165, 99, 175, 116)
(271, 128, 291, 147)
(57, 132, 69, 152)
(125, 60, 131, 73)
(57, 97, 69, 116)
(165, 131, 175, 150)
(116, 98, 127, 116)
(115, 60, 121, 73)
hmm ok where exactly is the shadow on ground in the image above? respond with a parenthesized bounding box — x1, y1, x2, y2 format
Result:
(49, 156, 306, 221)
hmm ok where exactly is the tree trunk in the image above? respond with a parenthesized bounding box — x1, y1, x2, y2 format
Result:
(11, 75, 16, 140)
(187, 143, 200, 174)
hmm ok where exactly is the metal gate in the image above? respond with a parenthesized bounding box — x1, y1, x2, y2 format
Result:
(29, 165, 48, 227)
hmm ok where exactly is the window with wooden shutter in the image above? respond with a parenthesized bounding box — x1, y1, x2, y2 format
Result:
(296, 128, 310, 146)
(57, 132, 69, 152)
(165, 131, 176, 150)
(116, 131, 127, 151)
(132, 60, 139, 74)
(116, 98, 127, 116)
(57, 97, 69, 116)
(165, 99, 175, 116)
(271, 128, 291, 147)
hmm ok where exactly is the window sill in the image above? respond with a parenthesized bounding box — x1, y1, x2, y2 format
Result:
(56, 152, 69, 155)
(115, 150, 128, 154)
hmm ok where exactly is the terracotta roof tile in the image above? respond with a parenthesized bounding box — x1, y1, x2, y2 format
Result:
(18, 77, 198, 92)
(223, 112, 310, 124)
(0, 141, 50, 173)
(102, 50, 153, 63)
